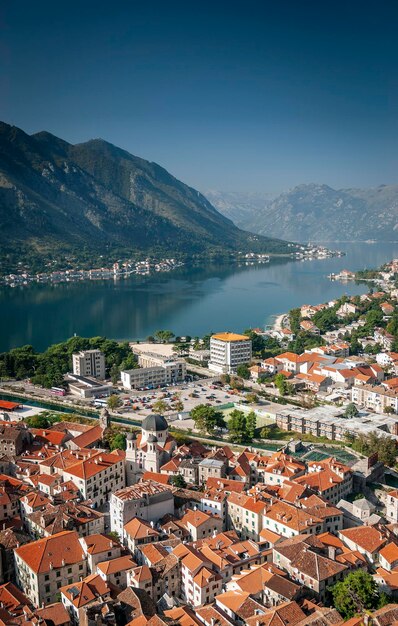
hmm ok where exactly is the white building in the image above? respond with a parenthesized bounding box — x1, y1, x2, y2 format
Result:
(121, 359, 186, 390)
(62, 450, 125, 508)
(125, 414, 176, 485)
(72, 350, 106, 380)
(208, 332, 252, 374)
(110, 481, 174, 540)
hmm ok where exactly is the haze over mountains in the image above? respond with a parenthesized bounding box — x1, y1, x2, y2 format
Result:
(206, 185, 398, 243)
(0, 122, 292, 273)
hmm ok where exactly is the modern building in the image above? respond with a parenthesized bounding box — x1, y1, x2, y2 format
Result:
(121, 358, 186, 390)
(72, 350, 106, 380)
(208, 332, 252, 374)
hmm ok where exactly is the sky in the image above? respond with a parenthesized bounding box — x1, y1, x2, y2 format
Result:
(1, 0, 397, 193)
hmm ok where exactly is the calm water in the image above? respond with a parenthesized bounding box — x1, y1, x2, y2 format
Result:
(2, 241, 398, 352)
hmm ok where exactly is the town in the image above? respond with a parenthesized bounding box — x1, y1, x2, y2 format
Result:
(1, 260, 398, 624)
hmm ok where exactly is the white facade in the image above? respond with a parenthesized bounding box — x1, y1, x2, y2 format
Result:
(208, 333, 252, 374)
(121, 359, 186, 390)
(110, 482, 174, 540)
(72, 350, 106, 380)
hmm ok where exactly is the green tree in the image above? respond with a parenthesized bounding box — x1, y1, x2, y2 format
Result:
(110, 432, 126, 450)
(237, 363, 251, 379)
(344, 402, 359, 418)
(246, 411, 257, 440)
(152, 399, 169, 414)
(190, 404, 225, 435)
(230, 376, 244, 390)
(289, 308, 301, 334)
(228, 409, 248, 444)
(274, 373, 288, 396)
(170, 474, 187, 488)
(25, 414, 51, 429)
(154, 330, 175, 343)
(173, 394, 184, 412)
(330, 570, 380, 619)
(107, 394, 122, 410)
(245, 393, 258, 404)
(110, 363, 120, 385)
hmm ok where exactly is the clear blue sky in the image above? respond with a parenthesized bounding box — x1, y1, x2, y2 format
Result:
(1, 0, 397, 192)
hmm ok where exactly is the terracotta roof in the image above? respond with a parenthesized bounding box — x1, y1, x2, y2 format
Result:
(15, 530, 85, 573)
(379, 542, 398, 564)
(64, 450, 122, 479)
(97, 554, 135, 575)
(60, 573, 110, 608)
(124, 517, 160, 540)
(339, 526, 386, 554)
(70, 425, 104, 449)
(81, 533, 120, 555)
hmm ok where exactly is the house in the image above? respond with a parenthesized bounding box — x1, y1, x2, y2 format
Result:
(273, 535, 348, 601)
(60, 573, 112, 624)
(62, 450, 125, 508)
(339, 526, 386, 563)
(14, 530, 87, 607)
(179, 508, 223, 541)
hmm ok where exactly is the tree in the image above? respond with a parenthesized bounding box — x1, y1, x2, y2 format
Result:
(25, 414, 51, 429)
(228, 409, 248, 443)
(110, 432, 126, 450)
(274, 373, 288, 396)
(237, 364, 251, 380)
(110, 363, 120, 385)
(107, 394, 122, 410)
(220, 374, 231, 385)
(289, 308, 301, 334)
(351, 431, 397, 467)
(385, 406, 395, 414)
(230, 376, 244, 390)
(228, 409, 256, 444)
(154, 330, 175, 344)
(170, 474, 187, 488)
(173, 394, 184, 412)
(330, 570, 381, 619)
(246, 411, 257, 440)
(245, 393, 258, 404)
(344, 402, 359, 418)
(190, 404, 225, 435)
(152, 399, 169, 414)
(107, 531, 121, 543)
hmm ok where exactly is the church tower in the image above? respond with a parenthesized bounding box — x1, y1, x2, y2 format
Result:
(125, 432, 141, 485)
(144, 434, 160, 473)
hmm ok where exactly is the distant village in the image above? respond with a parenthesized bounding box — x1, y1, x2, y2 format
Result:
(0, 244, 342, 288)
(2, 260, 398, 626)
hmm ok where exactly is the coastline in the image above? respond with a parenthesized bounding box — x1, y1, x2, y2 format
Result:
(272, 313, 287, 332)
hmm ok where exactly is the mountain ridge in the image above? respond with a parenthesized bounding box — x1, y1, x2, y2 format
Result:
(206, 184, 398, 242)
(0, 122, 294, 273)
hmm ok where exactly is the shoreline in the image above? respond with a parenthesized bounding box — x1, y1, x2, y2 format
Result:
(271, 313, 287, 332)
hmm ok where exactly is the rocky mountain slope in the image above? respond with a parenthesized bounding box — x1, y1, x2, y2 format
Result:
(207, 184, 398, 242)
(0, 122, 292, 272)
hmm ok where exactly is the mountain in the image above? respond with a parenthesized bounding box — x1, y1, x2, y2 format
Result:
(204, 190, 275, 226)
(0, 122, 293, 273)
(207, 184, 398, 243)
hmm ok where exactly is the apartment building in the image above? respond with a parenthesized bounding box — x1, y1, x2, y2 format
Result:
(62, 450, 125, 508)
(110, 481, 174, 539)
(14, 530, 87, 607)
(72, 350, 106, 380)
(208, 332, 252, 374)
(121, 358, 186, 390)
(352, 383, 398, 414)
(294, 460, 353, 506)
